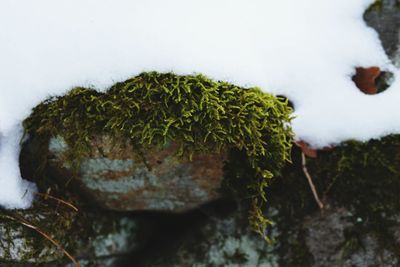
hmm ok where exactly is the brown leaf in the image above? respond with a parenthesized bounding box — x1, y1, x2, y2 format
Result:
(296, 141, 318, 158)
(352, 67, 381, 95)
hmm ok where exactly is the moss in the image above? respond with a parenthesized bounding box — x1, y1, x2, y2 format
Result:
(267, 135, 400, 265)
(23, 72, 293, 240)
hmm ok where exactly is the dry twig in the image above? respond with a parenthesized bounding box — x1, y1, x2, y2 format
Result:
(34, 192, 78, 212)
(301, 152, 324, 209)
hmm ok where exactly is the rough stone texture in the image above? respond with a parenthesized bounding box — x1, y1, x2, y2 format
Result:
(138, 205, 400, 267)
(302, 208, 353, 266)
(47, 135, 226, 212)
(0, 210, 148, 266)
(0, 224, 62, 264)
(142, 207, 278, 267)
(300, 207, 399, 267)
(363, 0, 400, 92)
(364, 0, 400, 64)
(344, 236, 399, 267)
(0, 210, 63, 264)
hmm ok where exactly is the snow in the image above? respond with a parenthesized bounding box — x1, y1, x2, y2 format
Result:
(0, 126, 36, 209)
(0, 0, 399, 208)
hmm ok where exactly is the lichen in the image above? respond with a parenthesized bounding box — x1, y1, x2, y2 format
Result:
(22, 72, 293, 240)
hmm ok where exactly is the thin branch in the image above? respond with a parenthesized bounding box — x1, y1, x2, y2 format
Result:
(3, 212, 80, 267)
(301, 152, 324, 209)
(34, 192, 79, 212)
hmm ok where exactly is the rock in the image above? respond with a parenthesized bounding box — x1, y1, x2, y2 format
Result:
(142, 207, 278, 267)
(301, 207, 398, 267)
(302, 208, 353, 266)
(148, 205, 400, 267)
(299, 207, 399, 267)
(0, 207, 151, 266)
(0, 222, 62, 264)
(364, 0, 400, 92)
(343, 235, 399, 267)
(364, 0, 400, 64)
(42, 135, 226, 213)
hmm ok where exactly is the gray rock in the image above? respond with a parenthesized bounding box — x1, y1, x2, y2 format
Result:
(363, 0, 400, 92)
(0, 209, 149, 266)
(343, 235, 399, 267)
(155, 204, 400, 267)
(301, 208, 399, 267)
(277, 207, 400, 267)
(46, 135, 225, 213)
(143, 207, 278, 267)
(364, 0, 400, 64)
(303, 208, 353, 266)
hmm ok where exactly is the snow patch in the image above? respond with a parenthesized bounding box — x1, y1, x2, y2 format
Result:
(0, 126, 36, 209)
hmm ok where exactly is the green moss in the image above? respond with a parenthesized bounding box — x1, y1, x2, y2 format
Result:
(23, 72, 293, 240)
(267, 135, 400, 265)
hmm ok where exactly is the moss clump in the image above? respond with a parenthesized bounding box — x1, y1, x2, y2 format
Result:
(23, 72, 293, 240)
(267, 135, 400, 265)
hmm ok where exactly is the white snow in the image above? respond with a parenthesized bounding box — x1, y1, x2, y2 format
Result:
(0, 126, 36, 209)
(0, 0, 399, 208)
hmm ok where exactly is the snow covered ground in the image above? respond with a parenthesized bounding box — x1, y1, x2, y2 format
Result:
(0, 0, 399, 208)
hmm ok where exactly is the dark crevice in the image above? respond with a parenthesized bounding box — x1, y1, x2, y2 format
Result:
(116, 198, 238, 267)
(376, 71, 395, 93)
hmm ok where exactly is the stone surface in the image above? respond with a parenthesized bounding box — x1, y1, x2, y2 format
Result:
(364, 0, 400, 92)
(0, 209, 149, 266)
(137, 204, 400, 267)
(364, 0, 400, 63)
(46, 135, 226, 212)
(301, 208, 399, 267)
(302, 208, 353, 266)
(142, 206, 278, 267)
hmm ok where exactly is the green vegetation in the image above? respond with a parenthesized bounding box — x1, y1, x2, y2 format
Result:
(267, 135, 400, 265)
(23, 72, 293, 240)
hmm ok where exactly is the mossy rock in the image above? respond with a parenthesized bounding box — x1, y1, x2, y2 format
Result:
(23, 72, 293, 238)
